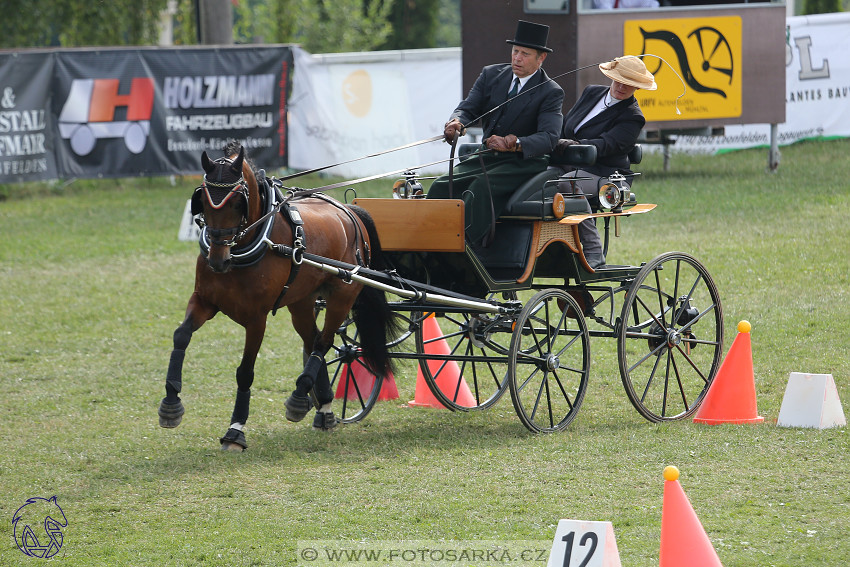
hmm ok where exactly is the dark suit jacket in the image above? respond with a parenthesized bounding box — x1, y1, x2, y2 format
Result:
(450, 64, 564, 158)
(560, 84, 645, 176)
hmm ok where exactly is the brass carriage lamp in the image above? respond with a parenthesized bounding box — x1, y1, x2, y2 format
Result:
(597, 172, 636, 213)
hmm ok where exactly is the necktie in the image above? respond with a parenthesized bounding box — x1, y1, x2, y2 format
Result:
(508, 77, 520, 98)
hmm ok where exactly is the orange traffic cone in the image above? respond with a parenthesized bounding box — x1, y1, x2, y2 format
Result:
(693, 320, 764, 424)
(408, 314, 475, 408)
(660, 466, 723, 567)
(335, 359, 399, 401)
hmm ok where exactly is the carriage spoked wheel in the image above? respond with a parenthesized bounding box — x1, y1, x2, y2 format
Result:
(321, 305, 414, 423)
(508, 289, 591, 433)
(617, 252, 724, 422)
(412, 293, 514, 411)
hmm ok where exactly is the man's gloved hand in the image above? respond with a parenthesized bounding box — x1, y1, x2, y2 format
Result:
(553, 138, 579, 155)
(485, 134, 520, 153)
(444, 119, 465, 143)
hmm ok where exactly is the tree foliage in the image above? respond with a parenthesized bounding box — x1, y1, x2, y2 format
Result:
(380, 0, 439, 50)
(803, 0, 841, 13)
(0, 0, 461, 53)
(232, 0, 394, 53)
(0, 0, 169, 48)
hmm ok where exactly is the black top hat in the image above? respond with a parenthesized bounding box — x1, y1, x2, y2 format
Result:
(506, 20, 553, 53)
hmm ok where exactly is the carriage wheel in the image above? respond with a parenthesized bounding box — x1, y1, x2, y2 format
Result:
(617, 252, 724, 422)
(324, 310, 414, 424)
(508, 289, 591, 433)
(413, 293, 513, 411)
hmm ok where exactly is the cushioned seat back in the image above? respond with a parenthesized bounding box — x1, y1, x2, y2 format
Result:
(503, 168, 561, 213)
(502, 169, 592, 218)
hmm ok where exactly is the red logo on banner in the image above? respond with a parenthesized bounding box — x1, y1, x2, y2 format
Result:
(58, 78, 155, 156)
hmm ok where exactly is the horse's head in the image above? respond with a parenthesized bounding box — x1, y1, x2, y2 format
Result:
(193, 146, 251, 273)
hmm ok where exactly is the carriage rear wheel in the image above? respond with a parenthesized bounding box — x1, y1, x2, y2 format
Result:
(324, 309, 414, 423)
(617, 252, 724, 422)
(412, 292, 514, 411)
(508, 289, 591, 433)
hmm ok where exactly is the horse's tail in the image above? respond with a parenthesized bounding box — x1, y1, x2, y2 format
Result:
(348, 205, 400, 376)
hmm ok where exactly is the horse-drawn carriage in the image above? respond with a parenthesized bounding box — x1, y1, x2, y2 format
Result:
(159, 140, 724, 448)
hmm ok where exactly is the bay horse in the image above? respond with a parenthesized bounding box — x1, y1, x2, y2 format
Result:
(158, 141, 394, 450)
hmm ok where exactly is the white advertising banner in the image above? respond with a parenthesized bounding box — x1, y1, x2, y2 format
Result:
(287, 47, 462, 179)
(672, 12, 850, 152)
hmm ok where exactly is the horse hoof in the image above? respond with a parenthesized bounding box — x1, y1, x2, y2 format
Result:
(158, 398, 185, 428)
(219, 428, 247, 451)
(312, 411, 338, 432)
(284, 393, 312, 422)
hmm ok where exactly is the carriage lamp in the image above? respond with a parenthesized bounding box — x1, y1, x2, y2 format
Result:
(393, 172, 424, 199)
(597, 172, 636, 212)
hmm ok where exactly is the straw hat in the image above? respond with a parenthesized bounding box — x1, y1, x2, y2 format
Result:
(599, 56, 657, 91)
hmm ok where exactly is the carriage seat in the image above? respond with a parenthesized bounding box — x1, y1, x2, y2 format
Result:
(455, 143, 598, 220)
(455, 143, 640, 219)
(502, 144, 598, 219)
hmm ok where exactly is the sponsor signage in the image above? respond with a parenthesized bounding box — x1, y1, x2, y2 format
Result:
(624, 17, 743, 122)
(0, 46, 292, 183)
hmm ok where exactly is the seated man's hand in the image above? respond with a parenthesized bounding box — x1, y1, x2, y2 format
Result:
(485, 135, 520, 153)
(554, 138, 579, 155)
(444, 119, 464, 143)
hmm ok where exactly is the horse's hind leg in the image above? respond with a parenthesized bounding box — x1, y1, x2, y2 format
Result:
(310, 355, 337, 431)
(220, 319, 266, 452)
(283, 298, 335, 427)
(284, 295, 353, 430)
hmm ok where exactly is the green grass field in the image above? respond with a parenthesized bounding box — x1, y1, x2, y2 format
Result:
(1, 139, 848, 566)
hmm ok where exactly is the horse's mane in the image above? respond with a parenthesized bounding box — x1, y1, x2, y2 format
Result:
(223, 139, 257, 175)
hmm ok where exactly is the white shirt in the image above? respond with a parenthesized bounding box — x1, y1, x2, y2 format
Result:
(509, 71, 537, 96)
(575, 90, 618, 131)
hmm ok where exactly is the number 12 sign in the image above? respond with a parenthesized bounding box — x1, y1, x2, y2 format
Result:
(547, 520, 622, 567)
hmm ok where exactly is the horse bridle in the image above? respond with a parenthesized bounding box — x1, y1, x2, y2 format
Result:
(196, 160, 250, 248)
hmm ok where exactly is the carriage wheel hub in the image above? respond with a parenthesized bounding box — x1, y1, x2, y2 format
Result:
(339, 344, 360, 362)
(546, 354, 560, 371)
(667, 329, 682, 347)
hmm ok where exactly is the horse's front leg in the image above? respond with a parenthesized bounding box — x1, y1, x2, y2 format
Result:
(159, 293, 217, 428)
(220, 317, 266, 452)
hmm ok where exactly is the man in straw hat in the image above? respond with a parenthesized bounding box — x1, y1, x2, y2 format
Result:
(427, 20, 564, 247)
(552, 55, 656, 269)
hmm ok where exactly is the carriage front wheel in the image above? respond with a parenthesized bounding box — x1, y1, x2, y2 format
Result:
(508, 289, 591, 433)
(617, 252, 724, 422)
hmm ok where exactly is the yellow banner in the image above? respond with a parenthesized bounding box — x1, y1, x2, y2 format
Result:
(624, 17, 742, 121)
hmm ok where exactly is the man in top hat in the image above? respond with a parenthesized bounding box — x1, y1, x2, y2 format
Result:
(427, 20, 564, 247)
(553, 55, 656, 268)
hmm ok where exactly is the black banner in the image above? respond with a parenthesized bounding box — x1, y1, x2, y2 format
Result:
(0, 45, 292, 184)
(0, 51, 58, 182)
